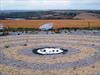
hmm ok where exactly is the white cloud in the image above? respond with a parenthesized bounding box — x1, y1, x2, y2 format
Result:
(0, 0, 70, 10)
(0, 0, 100, 10)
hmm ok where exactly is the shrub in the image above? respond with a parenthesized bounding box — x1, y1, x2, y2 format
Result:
(23, 44, 27, 46)
(4, 45, 10, 48)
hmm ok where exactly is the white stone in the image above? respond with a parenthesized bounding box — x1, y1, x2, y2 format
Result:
(0, 24, 4, 30)
(39, 23, 53, 30)
(37, 48, 63, 55)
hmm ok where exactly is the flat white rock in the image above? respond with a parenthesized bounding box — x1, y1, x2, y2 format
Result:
(39, 23, 53, 30)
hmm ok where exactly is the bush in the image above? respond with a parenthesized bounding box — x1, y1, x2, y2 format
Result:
(4, 45, 10, 48)
(23, 44, 27, 46)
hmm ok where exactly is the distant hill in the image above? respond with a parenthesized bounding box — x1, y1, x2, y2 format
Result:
(0, 10, 100, 20)
(74, 13, 100, 20)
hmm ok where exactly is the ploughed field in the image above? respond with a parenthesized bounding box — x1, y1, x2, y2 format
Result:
(0, 20, 100, 28)
(0, 34, 100, 75)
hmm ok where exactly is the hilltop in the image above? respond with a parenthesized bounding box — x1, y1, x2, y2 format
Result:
(74, 12, 100, 20)
(0, 10, 100, 20)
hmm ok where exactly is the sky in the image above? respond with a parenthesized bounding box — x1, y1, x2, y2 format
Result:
(0, 0, 100, 10)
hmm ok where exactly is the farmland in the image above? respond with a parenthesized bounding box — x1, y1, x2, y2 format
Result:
(0, 20, 100, 29)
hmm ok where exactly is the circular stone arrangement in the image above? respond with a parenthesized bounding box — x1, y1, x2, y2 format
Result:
(0, 34, 100, 75)
(32, 47, 68, 55)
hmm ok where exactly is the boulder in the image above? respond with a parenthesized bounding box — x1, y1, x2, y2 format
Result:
(39, 23, 53, 30)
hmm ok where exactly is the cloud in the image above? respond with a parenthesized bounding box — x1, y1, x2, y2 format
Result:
(0, 0, 70, 10)
(71, 0, 99, 3)
(0, 0, 100, 10)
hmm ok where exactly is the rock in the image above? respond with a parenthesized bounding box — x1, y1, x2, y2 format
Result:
(0, 24, 5, 30)
(39, 23, 53, 30)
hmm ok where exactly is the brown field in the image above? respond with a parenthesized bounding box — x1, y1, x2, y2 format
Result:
(0, 20, 100, 28)
(74, 13, 100, 20)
